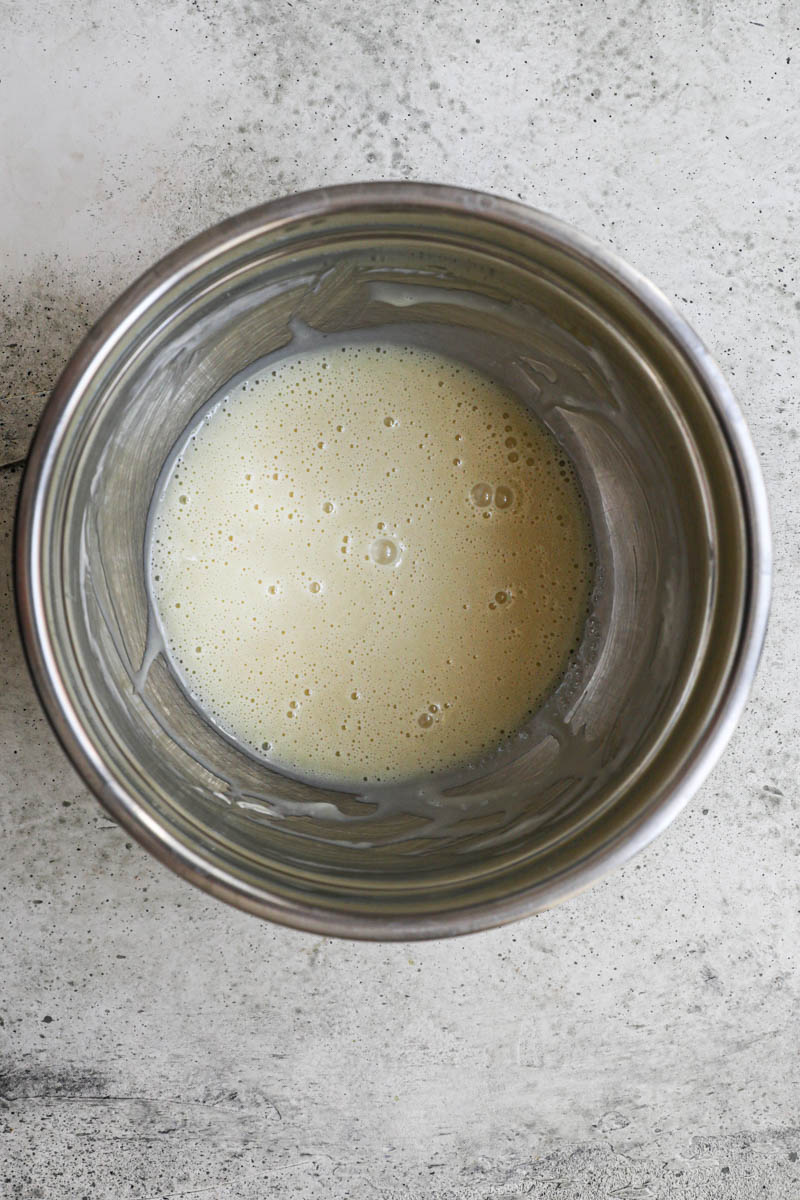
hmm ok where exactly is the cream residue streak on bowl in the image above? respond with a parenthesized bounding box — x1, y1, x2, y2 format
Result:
(149, 344, 593, 784)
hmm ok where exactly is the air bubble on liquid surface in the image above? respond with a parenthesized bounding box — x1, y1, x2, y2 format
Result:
(322, 501, 335, 514)
(471, 483, 493, 508)
(369, 537, 401, 566)
(494, 485, 513, 509)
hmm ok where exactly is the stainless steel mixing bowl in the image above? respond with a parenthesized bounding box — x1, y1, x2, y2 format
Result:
(15, 183, 771, 939)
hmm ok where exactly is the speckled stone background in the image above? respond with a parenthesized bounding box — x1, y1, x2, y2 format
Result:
(1, 1, 798, 1196)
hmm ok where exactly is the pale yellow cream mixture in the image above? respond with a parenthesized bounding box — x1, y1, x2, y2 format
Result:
(150, 344, 592, 784)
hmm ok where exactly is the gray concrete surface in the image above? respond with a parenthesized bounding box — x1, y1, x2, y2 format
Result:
(2, 1, 799, 1196)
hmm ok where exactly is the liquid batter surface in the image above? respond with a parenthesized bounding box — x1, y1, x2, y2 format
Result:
(150, 343, 593, 784)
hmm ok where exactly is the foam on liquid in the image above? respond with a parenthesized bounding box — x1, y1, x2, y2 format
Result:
(150, 344, 593, 785)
